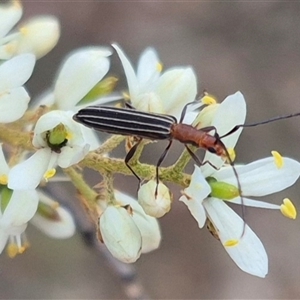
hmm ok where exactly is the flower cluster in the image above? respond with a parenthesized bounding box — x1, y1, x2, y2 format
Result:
(0, 0, 299, 280)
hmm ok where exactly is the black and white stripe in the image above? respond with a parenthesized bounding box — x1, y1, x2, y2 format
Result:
(73, 106, 177, 140)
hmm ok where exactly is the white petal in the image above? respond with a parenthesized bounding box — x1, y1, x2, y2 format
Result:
(0, 87, 29, 123)
(8, 149, 51, 190)
(214, 157, 300, 196)
(54, 47, 112, 110)
(57, 144, 89, 168)
(14, 16, 60, 58)
(0, 53, 35, 91)
(100, 205, 142, 263)
(201, 91, 246, 177)
(179, 166, 210, 228)
(1, 190, 39, 226)
(155, 67, 197, 119)
(137, 47, 161, 87)
(79, 125, 101, 151)
(112, 43, 139, 102)
(204, 198, 268, 277)
(0, 0, 22, 39)
(30, 192, 75, 239)
(133, 92, 164, 113)
(229, 197, 280, 209)
(179, 195, 207, 228)
(31, 205, 75, 238)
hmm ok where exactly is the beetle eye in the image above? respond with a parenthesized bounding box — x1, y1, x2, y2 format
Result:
(207, 147, 217, 154)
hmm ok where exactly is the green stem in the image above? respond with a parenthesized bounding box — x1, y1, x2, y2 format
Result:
(63, 167, 98, 211)
(94, 135, 125, 155)
(80, 151, 191, 187)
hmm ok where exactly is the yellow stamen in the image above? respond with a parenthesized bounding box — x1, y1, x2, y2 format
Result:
(122, 92, 130, 101)
(66, 131, 73, 140)
(280, 198, 297, 219)
(5, 43, 16, 54)
(7, 243, 19, 258)
(51, 201, 60, 209)
(271, 150, 284, 169)
(0, 174, 8, 185)
(156, 62, 163, 73)
(19, 26, 29, 35)
(224, 239, 239, 247)
(226, 148, 236, 163)
(18, 246, 26, 254)
(44, 168, 56, 181)
(201, 92, 217, 105)
(13, 0, 22, 9)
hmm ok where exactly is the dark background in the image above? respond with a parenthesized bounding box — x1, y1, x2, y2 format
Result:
(1, 1, 300, 299)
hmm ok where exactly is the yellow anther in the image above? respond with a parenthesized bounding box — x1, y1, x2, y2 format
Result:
(44, 168, 56, 181)
(13, 0, 22, 9)
(5, 43, 16, 54)
(156, 62, 163, 73)
(7, 243, 19, 258)
(271, 150, 284, 169)
(122, 92, 130, 101)
(51, 201, 60, 209)
(280, 198, 297, 219)
(226, 148, 236, 163)
(66, 131, 73, 140)
(201, 92, 217, 105)
(224, 239, 239, 247)
(0, 174, 8, 185)
(18, 246, 26, 254)
(19, 26, 29, 35)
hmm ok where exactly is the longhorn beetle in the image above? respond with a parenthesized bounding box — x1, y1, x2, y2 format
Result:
(73, 102, 240, 197)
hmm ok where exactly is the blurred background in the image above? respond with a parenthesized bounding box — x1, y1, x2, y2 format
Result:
(1, 1, 300, 299)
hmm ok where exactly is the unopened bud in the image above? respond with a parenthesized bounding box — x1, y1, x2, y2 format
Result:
(138, 180, 172, 218)
(99, 205, 142, 263)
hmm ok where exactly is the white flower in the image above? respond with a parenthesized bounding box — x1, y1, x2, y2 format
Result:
(38, 47, 114, 111)
(98, 190, 161, 262)
(0, 144, 39, 257)
(8, 110, 90, 190)
(180, 154, 300, 277)
(112, 44, 197, 119)
(0, 53, 35, 123)
(178, 90, 300, 277)
(0, 1, 60, 59)
(30, 192, 76, 239)
(0, 188, 39, 257)
(138, 180, 172, 218)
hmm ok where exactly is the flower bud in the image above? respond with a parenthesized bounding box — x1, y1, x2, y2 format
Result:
(99, 205, 142, 263)
(138, 180, 172, 218)
(114, 190, 161, 253)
